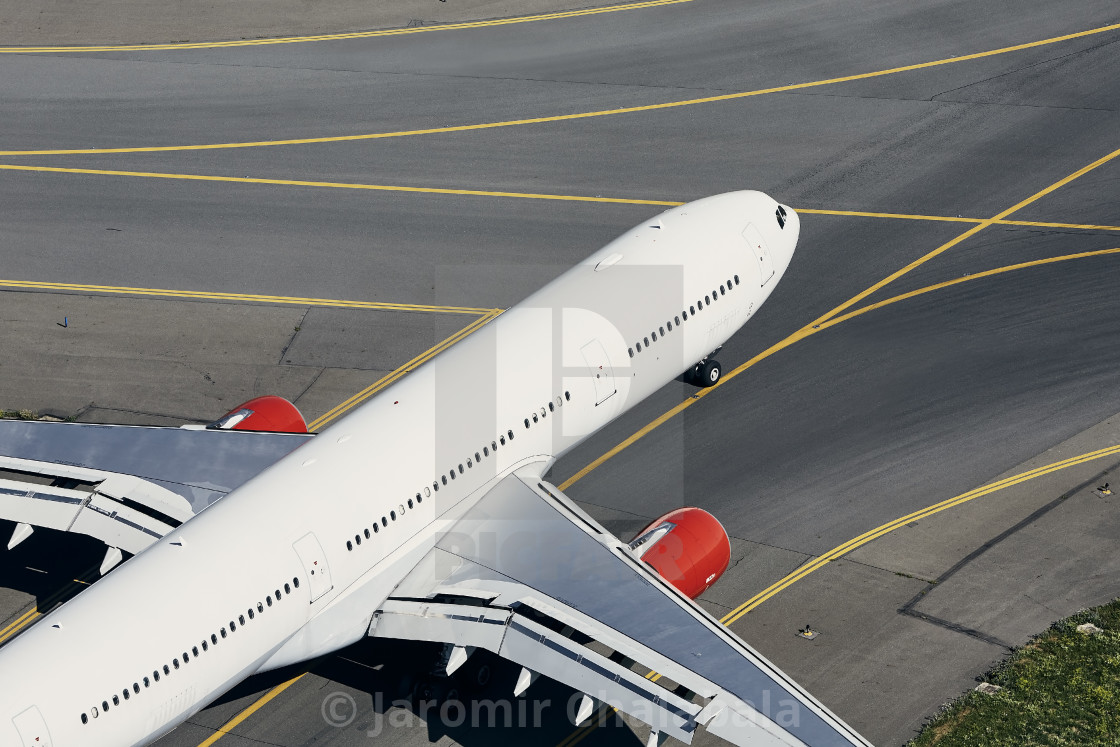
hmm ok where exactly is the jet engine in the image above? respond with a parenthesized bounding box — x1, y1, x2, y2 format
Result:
(628, 507, 731, 599)
(207, 395, 308, 433)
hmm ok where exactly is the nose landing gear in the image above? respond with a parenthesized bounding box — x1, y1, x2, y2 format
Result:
(687, 347, 722, 388)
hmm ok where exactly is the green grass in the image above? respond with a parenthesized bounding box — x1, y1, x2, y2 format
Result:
(909, 598, 1120, 746)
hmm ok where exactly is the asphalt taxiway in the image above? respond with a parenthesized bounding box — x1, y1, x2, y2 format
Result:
(1, 0, 1119, 744)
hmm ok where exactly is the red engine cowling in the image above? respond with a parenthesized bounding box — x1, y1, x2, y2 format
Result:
(208, 395, 308, 434)
(629, 507, 731, 599)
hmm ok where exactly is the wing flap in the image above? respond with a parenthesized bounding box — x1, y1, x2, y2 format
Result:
(375, 473, 871, 747)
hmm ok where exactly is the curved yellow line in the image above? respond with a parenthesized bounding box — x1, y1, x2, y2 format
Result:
(558, 247, 1120, 491)
(0, 0, 694, 54)
(720, 442, 1120, 626)
(2, 21, 1117, 156)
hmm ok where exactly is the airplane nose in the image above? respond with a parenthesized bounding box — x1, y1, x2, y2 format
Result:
(775, 202, 799, 270)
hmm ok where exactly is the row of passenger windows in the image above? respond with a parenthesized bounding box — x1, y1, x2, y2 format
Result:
(344, 391, 571, 554)
(80, 575, 302, 726)
(628, 275, 740, 358)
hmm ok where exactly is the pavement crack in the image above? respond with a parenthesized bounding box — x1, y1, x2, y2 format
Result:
(278, 306, 310, 365)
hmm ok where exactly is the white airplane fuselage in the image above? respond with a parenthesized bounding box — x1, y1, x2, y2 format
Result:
(0, 191, 798, 747)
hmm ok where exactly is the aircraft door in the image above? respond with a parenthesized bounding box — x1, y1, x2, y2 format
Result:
(742, 223, 775, 286)
(13, 705, 53, 747)
(293, 532, 333, 603)
(580, 339, 617, 407)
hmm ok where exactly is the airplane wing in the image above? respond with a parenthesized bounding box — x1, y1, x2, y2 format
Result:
(0, 420, 310, 570)
(371, 472, 870, 747)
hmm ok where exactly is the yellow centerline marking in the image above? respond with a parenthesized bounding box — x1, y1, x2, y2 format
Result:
(2, 21, 1118, 156)
(721, 442, 1120, 626)
(560, 143, 1120, 491)
(0, 0, 695, 54)
(0, 278, 494, 315)
(3, 164, 1119, 233)
(0, 566, 100, 646)
(307, 309, 501, 430)
(195, 674, 305, 747)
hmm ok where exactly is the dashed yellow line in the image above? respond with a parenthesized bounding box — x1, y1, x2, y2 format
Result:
(720, 442, 1120, 626)
(0, 0, 695, 54)
(0, 278, 494, 315)
(307, 309, 501, 431)
(2, 21, 1118, 156)
(3, 165, 1119, 233)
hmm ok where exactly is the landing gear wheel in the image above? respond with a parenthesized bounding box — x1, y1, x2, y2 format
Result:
(699, 360, 721, 387)
(412, 677, 456, 706)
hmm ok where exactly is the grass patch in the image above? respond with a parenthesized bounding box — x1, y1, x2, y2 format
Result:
(909, 598, 1120, 746)
(0, 409, 37, 420)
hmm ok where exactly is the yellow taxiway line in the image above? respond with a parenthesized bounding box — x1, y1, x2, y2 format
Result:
(1, 21, 1117, 156)
(2, 164, 1118, 233)
(195, 674, 306, 747)
(0, 566, 100, 646)
(0, 278, 495, 316)
(0, 0, 695, 54)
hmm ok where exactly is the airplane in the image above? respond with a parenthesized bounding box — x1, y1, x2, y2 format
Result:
(0, 191, 873, 747)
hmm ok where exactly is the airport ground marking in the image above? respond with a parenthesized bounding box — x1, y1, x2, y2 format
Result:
(0, 277, 495, 315)
(0, 0, 695, 54)
(4, 164, 1119, 233)
(195, 674, 306, 747)
(2, 21, 1118, 156)
(802, 144, 1120, 331)
(0, 565, 100, 646)
(720, 442, 1120, 626)
(307, 308, 501, 430)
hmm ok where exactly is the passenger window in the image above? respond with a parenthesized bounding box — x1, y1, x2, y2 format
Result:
(659, 326, 665, 335)
(133, 683, 140, 694)
(548, 402, 554, 412)
(212, 632, 219, 642)
(390, 511, 396, 521)
(364, 528, 370, 539)
(734, 274, 740, 285)
(720, 285, 725, 295)
(565, 392, 571, 401)
(265, 597, 272, 608)
(666, 321, 672, 331)
(144, 677, 150, 687)
(651, 332, 657, 342)
(154, 671, 160, 681)
(705, 295, 711, 304)
(124, 689, 130, 700)
(491, 440, 498, 451)
(434, 480, 440, 491)
(113, 695, 119, 706)
(408, 498, 414, 509)
(103, 700, 110, 711)
(442, 475, 448, 485)
(257, 602, 264, 613)
(690, 305, 695, 314)
(532, 413, 538, 423)
(346, 540, 353, 551)
(238, 615, 246, 626)
(474, 452, 481, 462)
(183, 652, 189, 663)
(644, 337, 649, 346)
(675, 315, 681, 325)
(509, 429, 515, 439)
(483, 446, 490, 456)
(202, 641, 209, 651)
(284, 583, 291, 594)
(82, 713, 89, 725)
(726, 278, 732, 289)
(229, 621, 236, 632)
(636, 342, 642, 352)
(500, 436, 506, 445)
(355, 534, 361, 546)
(450, 469, 456, 480)
(424, 486, 431, 497)
(293, 577, 300, 588)
(173, 659, 180, 670)
(193, 646, 199, 656)
(458, 464, 464, 473)
(373, 523, 379, 533)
